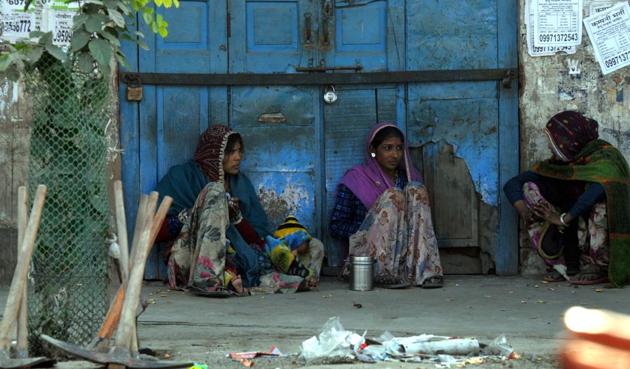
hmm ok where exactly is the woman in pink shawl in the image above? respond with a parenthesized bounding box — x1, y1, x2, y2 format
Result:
(329, 123, 443, 288)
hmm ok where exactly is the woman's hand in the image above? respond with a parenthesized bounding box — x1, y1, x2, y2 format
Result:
(532, 202, 562, 225)
(513, 200, 535, 224)
(228, 197, 242, 223)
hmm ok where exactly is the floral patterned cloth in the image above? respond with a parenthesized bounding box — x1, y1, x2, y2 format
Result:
(523, 182, 608, 268)
(348, 182, 443, 286)
(167, 182, 311, 295)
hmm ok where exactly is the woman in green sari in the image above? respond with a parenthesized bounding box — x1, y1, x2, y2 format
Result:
(504, 111, 630, 286)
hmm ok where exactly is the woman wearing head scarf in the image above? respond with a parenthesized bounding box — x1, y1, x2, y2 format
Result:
(329, 123, 444, 288)
(503, 111, 630, 286)
(155, 125, 323, 295)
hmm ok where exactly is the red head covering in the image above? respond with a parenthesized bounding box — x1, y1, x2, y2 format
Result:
(544, 111, 599, 162)
(193, 125, 236, 182)
(340, 122, 422, 209)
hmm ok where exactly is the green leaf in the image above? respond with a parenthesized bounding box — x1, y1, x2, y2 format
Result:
(114, 51, 129, 68)
(77, 52, 94, 73)
(172, 0, 179, 7)
(156, 14, 167, 37)
(142, 7, 153, 25)
(108, 8, 125, 27)
(72, 13, 89, 29)
(99, 62, 111, 78)
(154, 0, 163, 7)
(45, 43, 67, 62)
(137, 37, 148, 50)
(70, 30, 91, 51)
(6, 66, 20, 81)
(29, 31, 45, 38)
(26, 46, 44, 63)
(0, 54, 12, 72)
(117, 1, 131, 15)
(39, 32, 53, 46)
(162, 0, 172, 8)
(85, 14, 108, 32)
(88, 38, 111, 66)
(99, 30, 120, 46)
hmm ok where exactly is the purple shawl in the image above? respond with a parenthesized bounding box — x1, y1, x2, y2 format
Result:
(340, 122, 422, 209)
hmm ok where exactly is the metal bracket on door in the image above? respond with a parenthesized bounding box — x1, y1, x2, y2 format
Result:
(502, 70, 515, 89)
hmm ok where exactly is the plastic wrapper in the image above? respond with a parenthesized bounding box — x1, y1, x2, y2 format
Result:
(299, 317, 364, 361)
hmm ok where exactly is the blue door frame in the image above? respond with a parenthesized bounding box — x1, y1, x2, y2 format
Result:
(119, 0, 519, 278)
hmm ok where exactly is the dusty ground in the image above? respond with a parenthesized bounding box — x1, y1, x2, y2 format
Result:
(4, 275, 626, 368)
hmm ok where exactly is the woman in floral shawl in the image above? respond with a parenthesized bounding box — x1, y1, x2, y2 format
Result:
(329, 123, 444, 288)
(156, 124, 322, 295)
(504, 111, 630, 286)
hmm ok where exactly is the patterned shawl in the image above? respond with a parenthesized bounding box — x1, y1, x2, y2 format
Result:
(533, 136, 630, 287)
(193, 124, 235, 182)
(340, 122, 422, 209)
(544, 111, 599, 162)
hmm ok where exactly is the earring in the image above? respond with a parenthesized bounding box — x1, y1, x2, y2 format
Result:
(370, 152, 376, 158)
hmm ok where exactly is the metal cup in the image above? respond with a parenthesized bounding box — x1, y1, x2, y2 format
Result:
(350, 256, 374, 291)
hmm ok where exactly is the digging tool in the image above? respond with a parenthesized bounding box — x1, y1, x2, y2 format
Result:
(0, 185, 52, 369)
(43, 192, 191, 368)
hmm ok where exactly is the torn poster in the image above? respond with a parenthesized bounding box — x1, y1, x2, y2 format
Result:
(533, 0, 583, 48)
(589, 1, 630, 16)
(526, 0, 576, 56)
(584, 2, 630, 74)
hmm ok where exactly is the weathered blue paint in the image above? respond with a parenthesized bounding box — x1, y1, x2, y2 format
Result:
(497, 0, 520, 275)
(119, 0, 519, 277)
(407, 82, 499, 204)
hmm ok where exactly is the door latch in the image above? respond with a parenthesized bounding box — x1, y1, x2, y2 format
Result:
(125, 74, 143, 102)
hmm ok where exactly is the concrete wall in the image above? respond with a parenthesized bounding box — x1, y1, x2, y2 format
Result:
(0, 80, 31, 283)
(518, 0, 630, 274)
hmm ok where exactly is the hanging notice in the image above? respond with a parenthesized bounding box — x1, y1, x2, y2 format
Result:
(526, 0, 576, 56)
(1, 0, 36, 42)
(1, 0, 75, 45)
(589, 1, 630, 15)
(584, 2, 630, 74)
(533, 0, 583, 48)
(48, 10, 74, 47)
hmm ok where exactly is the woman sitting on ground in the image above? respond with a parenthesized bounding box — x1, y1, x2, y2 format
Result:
(503, 111, 630, 286)
(328, 122, 444, 288)
(155, 124, 324, 295)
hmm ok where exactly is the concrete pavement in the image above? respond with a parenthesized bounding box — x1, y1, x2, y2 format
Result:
(1, 275, 628, 368)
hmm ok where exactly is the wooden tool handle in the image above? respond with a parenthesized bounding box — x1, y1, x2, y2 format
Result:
(0, 185, 47, 349)
(114, 180, 130, 281)
(16, 186, 28, 357)
(115, 195, 172, 350)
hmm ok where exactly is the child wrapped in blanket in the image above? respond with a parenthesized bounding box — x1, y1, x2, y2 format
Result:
(264, 216, 324, 288)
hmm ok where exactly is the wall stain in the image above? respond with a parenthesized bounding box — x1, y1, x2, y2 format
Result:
(257, 183, 311, 229)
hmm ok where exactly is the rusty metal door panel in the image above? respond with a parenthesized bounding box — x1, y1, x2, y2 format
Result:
(230, 86, 320, 230)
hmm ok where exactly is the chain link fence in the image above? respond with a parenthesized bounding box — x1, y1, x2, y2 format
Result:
(25, 54, 110, 354)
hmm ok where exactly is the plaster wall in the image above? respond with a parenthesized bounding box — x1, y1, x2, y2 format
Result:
(0, 80, 31, 283)
(518, 0, 630, 274)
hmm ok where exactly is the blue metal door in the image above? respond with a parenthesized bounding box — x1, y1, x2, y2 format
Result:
(120, 0, 228, 278)
(120, 0, 519, 278)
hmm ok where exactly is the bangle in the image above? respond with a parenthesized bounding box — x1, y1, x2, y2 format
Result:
(560, 213, 569, 226)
